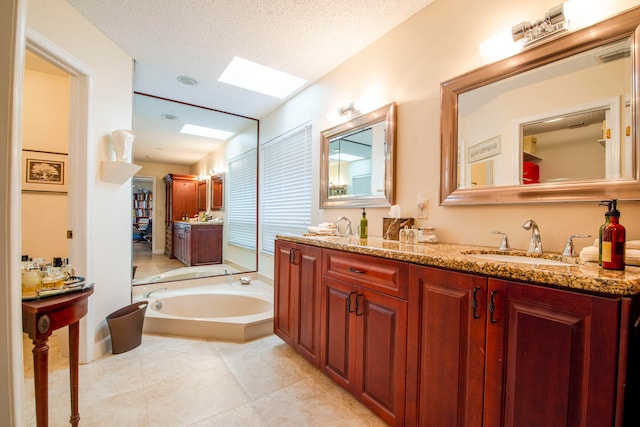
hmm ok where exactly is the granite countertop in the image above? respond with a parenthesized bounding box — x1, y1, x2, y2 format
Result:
(174, 220, 223, 225)
(277, 234, 640, 296)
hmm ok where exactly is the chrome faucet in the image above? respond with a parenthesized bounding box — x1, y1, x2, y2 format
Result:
(491, 231, 510, 251)
(562, 234, 592, 257)
(226, 269, 233, 284)
(336, 216, 353, 237)
(522, 220, 542, 254)
(143, 287, 167, 298)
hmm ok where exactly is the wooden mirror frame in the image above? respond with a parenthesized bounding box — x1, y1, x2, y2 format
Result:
(211, 175, 223, 210)
(320, 102, 397, 208)
(440, 6, 640, 205)
(197, 179, 207, 212)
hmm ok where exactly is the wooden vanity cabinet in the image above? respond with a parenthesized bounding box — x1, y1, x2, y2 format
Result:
(274, 240, 323, 366)
(274, 241, 636, 426)
(321, 249, 408, 427)
(483, 278, 620, 427)
(407, 265, 623, 427)
(173, 223, 222, 266)
(164, 173, 198, 257)
(406, 266, 487, 426)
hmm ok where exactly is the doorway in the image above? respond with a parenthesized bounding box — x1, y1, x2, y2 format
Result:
(21, 49, 71, 262)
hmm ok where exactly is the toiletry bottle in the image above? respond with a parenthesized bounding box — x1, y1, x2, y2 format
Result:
(602, 200, 626, 270)
(598, 200, 613, 265)
(360, 208, 368, 238)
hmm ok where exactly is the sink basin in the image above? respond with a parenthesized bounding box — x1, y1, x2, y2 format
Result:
(468, 253, 574, 267)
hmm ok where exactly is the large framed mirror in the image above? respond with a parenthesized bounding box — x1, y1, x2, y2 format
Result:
(441, 6, 640, 205)
(132, 93, 258, 285)
(320, 102, 397, 208)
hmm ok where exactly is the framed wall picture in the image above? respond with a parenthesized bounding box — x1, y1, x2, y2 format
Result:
(22, 150, 68, 193)
(468, 136, 501, 163)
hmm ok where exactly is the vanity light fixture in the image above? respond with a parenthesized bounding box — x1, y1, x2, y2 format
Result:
(512, 3, 568, 46)
(338, 101, 362, 118)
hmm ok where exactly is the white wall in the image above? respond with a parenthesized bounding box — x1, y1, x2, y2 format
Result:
(21, 67, 70, 260)
(26, 0, 134, 361)
(258, 0, 640, 282)
(2, 0, 26, 423)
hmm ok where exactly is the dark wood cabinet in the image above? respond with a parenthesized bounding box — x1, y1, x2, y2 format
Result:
(164, 173, 198, 257)
(274, 240, 323, 366)
(484, 278, 620, 427)
(407, 265, 623, 427)
(407, 266, 487, 426)
(322, 250, 408, 427)
(173, 223, 222, 266)
(274, 240, 637, 427)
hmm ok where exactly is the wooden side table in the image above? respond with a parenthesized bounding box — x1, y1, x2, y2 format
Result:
(22, 288, 93, 427)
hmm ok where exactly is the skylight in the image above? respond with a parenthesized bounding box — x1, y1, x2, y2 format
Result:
(218, 56, 306, 99)
(180, 124, 233, 140)
(329, 153, 364, 162)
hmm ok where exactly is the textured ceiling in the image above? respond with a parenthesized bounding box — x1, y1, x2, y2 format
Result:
(66, 0, 434, 120)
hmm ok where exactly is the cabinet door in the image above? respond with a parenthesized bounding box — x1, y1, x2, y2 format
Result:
(323, 276, 358, 393)
(184, 225, 191, 265)
(485, 279, 620, 427)
(191, 225, 222, 265)
(358, 287, 408, 427)
(274, 240, 296, 344)
(408, 266, 487, 427)
(294, 244, 323, 366)
(172, 180, 197, 220)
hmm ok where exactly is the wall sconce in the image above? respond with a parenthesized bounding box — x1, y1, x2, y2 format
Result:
(327, 101, 363, 123)
(512, 3, 568, 46)
(337, 101, 362, 118)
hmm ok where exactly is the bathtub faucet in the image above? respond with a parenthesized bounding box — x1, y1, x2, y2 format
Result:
(143, 287, 167, 298)
(226, 269, 233, 285)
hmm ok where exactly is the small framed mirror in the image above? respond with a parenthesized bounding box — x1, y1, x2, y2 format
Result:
(211, 175, 223, 210)
(197, 179, 207, 212)
(320, 102, 397, 208)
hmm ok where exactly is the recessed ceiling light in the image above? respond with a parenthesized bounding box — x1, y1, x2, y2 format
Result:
(177, 75, 198, 86)
(161, 113, 178, 120)
(218, 56, 306, 99)
(180, 124, 233, 140)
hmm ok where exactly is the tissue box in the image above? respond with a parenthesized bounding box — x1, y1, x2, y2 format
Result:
(382, 217, 414, 240)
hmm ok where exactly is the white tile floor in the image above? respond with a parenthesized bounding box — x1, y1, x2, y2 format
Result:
(23, 332, 387, 426)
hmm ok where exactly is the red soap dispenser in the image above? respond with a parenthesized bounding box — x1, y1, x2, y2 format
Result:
(602, 200, 626, 270)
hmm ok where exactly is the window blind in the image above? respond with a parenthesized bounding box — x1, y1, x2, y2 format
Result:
(261, 124, 312, 255)
(227, 149, 257, 249)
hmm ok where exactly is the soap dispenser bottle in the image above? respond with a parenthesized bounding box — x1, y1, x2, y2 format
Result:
(598, 200, 613, 266)
(360, 208, 368, 238)
(602, 200, 626, 270)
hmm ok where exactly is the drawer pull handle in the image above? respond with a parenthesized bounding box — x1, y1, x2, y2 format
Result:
(289, 248, 299, 265)
(348, 267, 365, 274)
(472, 287, 481, 319)
(347, 292, 357, 313)
(489, 290, 498, 324)
(355, 294, 365, 316)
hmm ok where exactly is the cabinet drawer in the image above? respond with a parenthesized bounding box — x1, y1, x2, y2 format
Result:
(323, 249, 407, 299)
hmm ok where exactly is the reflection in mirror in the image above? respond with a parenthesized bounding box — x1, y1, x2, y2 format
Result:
(321, 102, 396, 208)
(210, 175, 223, 210)
(441, 7, 640, 205)
(132, 93, 258, 285)
(328, 122, 385, 197)
(197, 179, 207, 211)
